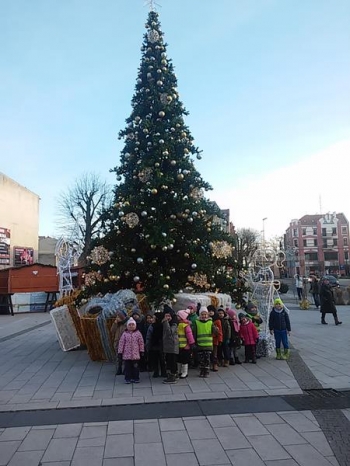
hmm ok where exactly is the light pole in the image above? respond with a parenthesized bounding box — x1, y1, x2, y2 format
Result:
(262, 218, 267, 245)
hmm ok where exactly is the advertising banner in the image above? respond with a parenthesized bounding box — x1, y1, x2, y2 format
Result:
(0, 227, 10, 265)
(14, 247, 34, 266)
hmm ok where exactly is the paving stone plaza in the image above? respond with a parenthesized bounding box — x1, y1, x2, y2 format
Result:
(1, 299, 350, 465)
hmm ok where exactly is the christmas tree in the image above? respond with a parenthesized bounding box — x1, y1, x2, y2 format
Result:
(82, 9, 241, 305)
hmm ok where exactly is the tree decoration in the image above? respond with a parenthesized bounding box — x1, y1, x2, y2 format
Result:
(125, 213, 140, 228)
(188, 273, 208, 288)
(211, 241, 234, 259)
(89, 245, 110, 265)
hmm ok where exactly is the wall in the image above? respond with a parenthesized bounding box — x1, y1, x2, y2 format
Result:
(0, 173, 39, 268)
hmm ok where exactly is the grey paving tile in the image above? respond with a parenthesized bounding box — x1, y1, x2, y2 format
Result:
(225, 448, 265, 466)
(104, 433, 134, 458)
(18, 428, 54, 451)
(7, 450, 44, 466)
(184, 419, 216, 439)
(71, 446, 104, 466)
(108, 420, 134, 435)
(161, 430, 193, 453)
(278, 412, 321, 432)
(77, 437, 106, 447)
(207, 415, 236, 428)
(103, 459, 134, 466)
(134, 442, 166, 466)
(41, 438, 78, 462)
(266, 423, 309, 446)
(215, 426, 251, 450)
(159, 418, 185, 432)
(166, 452, 199, 466)
(248, 434, 291, 461)
(234, 415, 269, 436)
(264, 460, 299, 466)
(54, 423, 82, 438)
(284, 443, 336, 466)
(191, 438, 229, 465)
(80, 425, 107, 439)
(0, 441, 22, 466)
(134, 420, 161, 443)
(0, 427, 31, 441)
(40, 462, 71, 466)
(255, 412, 283, 425)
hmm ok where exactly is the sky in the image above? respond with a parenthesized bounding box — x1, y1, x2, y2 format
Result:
(1, 0, 350, 240)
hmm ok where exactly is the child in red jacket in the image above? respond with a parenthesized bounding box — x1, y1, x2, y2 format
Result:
(238, 313, 259, 364)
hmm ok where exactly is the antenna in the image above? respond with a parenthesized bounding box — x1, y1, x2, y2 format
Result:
(144, 0, 161, 11)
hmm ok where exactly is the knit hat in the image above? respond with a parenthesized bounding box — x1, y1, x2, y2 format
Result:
(238, 312, 246, 321)
(163, 303, 175, 317)
(127, 317, 136, 328)
(199, 306, 209, 315)
(177, 309, 190, 321)
(131, 306, 141, 316)
(186, 302, 196, 310)
(274, 298, 283, 306)
(245, 302, 257, 314)
(146, 310, 154, 317)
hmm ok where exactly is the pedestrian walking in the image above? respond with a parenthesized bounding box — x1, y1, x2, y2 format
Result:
(310, 276, 320, 309)
(320, 278, 342, 325)
(294, 274, 303, 300)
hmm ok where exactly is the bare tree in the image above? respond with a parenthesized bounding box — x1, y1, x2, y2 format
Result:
(56, 173, 113, 266)
(234, 228, 260, 269)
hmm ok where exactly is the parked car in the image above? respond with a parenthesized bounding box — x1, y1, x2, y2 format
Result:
(320, 275, 340, 287)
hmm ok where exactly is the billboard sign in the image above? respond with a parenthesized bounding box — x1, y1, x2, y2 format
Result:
(14, 247, 34, 266)
(0, 227, 10, 265)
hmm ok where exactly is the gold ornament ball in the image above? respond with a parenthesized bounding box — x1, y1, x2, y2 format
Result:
(170, 160, 176, 166)
(155, 162, 160, 167)
(150, 244, 156, 249)
(184, 253, 190, 258)
(151, 188, 158, 194)
(177, 174, 184, 181)
(163, 284, 169, 289)
(159, 111, 165, 117)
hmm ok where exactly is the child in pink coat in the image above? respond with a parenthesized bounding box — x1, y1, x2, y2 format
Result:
(226, 308, 242, 365)
(176, 309, 195, 379)
(118, 318, 145, 384)
(238, 313, 259, 364)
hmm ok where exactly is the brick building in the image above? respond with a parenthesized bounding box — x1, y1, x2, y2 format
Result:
(285, 212, 350, 277)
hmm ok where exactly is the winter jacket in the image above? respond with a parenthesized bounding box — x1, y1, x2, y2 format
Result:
(268, 308, 291, 332)
(178, 321, 195, 350)
(219, 316, 231, 343)
(212, 318, 223, 346)
(245, 312, 263, 331)
(111, 318, 129, 351)
(118, 330, 145, 360)
(239, 320, 259, 346)
(320, 283, 337, 314)
(162, 320, 179, 354)
(226, 309, 240, 333)
(188, 312, 198, 329)
(146, 320, 163, 352)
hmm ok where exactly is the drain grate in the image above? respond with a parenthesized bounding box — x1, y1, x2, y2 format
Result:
(304, 389, 345, 398)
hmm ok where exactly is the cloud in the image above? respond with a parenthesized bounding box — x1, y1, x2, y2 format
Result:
(210, 139, 350, 238)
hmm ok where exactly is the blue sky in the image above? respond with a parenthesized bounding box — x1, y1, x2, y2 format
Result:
(1, 0, 350, 238)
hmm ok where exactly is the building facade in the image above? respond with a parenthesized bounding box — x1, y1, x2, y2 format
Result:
(285, 212, 350, 277)
(0, 173, 40, 269)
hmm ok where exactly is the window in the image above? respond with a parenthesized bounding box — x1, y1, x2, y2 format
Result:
(322, 228, 327, 237)
(313, 227, 317, 235)
(302, 228, 306, 235)
(293, 229, 297, 237)
(332, 227, 337, 235)
(344, 238, 348, 246)
(324, 252, 338, 261)
(333, 239, 338, 246)
(305, 253, 318, 261)
(303, 240, 307, 247)
(294, 239, 298, 247)
(341, 226, 347, 235)
(314, 239, 318, 246)
(323, 240, 328, 248)
(345, 252, 349, 260)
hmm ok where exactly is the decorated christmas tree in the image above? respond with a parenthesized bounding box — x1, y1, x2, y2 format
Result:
(82, 9, 244, 305)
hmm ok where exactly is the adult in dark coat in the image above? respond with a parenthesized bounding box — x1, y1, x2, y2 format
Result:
(320, 278, 342, 325)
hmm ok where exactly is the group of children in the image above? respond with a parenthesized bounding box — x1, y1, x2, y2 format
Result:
(111, 298, 292, 384)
